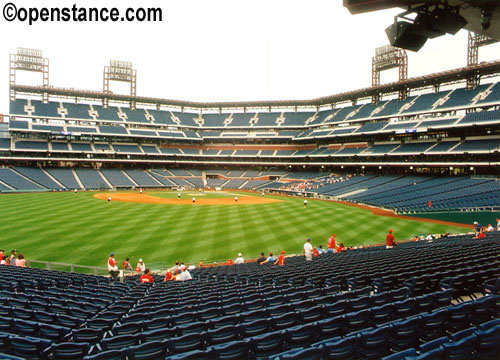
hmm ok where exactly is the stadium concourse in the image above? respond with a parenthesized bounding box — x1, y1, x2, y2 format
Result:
(0, 233, 497, 359)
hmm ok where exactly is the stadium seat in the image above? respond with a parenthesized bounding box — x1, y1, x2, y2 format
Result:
(208, 339, 251, 360)
(249, 330, 287, 359)
(284, 322, 318, 348)
(319, 335, 360, 360)
(127, 341, 168, 360)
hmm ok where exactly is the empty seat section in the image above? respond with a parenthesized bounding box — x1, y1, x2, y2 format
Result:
(75, 169, 110, 189)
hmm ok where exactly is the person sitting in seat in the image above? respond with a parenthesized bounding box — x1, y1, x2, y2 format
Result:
(140, 268, 154, 283)
(234, 253, 244, 264)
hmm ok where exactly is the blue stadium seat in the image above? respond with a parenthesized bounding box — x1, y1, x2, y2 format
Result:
(318, 335, 360, 360)
(127, 341, 168, 360)
(475, 325, 500, 360)
(208, 339, 251, 360)
(249, 330, 287, 359)
(271, 346, 324, 360)
(284, 322, 318, 349)
(83, 349, 127, 360)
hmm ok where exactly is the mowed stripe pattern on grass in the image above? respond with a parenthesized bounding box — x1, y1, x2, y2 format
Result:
(0, 191, 470, 268)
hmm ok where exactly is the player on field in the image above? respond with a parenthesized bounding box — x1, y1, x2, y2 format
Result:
(192, 197, 196, 204)
(235, 196, 238, 202)
(178, 192, 181, 200)
(304, 199, 308, 208)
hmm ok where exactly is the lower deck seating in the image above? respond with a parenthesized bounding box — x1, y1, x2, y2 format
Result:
(0, 234, 497, 359)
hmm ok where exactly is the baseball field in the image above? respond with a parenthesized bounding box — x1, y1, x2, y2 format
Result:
(0, 190, 472, 270)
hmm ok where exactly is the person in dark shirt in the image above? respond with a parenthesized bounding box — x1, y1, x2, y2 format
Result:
(257, 252, 267, 264)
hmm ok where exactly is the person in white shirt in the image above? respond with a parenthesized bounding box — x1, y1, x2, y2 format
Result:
(304, 199, 308, 208)
(178, 193, 181, 200)
(192, 197, 196, 204)
(136, 259, 146, 273)
(426, 233, 434, 241)
(178, 268, 192, 281)
(234, 253, 244, 264)
(487, 224, 494, 232)
(235, 196, 238, 202)
(262, 192, 265, 198)
(304, 238, 313, 261)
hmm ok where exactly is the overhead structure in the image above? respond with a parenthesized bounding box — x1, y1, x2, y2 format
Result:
(467, 31, 499, 89)
(385, 3, 467, 52)
(372, 45, 408, 101)
(103, 60, 137, 109)
(9, 48, 49, 102)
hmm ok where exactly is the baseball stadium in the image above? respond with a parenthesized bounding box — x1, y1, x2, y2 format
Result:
(0, 1, 499, 359)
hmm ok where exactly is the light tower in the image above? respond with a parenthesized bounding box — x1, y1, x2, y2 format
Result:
(467, 31, 498, 89)
(9, 48, 49, 102)
(371, 45, 408, 102)
(103, 60, 137, 109)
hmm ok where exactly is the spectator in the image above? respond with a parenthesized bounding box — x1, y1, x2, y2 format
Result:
(108, 252, 119, 279)
(275, 251, 285, 266)
(0, 256, 8, 265)
(386, 229, 396, 249)
(180, 262, 186, 271)
(257, 252, 267, 264)
(313, 247, 320, 257)
(122, 257, 133, 271)
(0, 250, 4, 262)
(136, 259, 146, 273)
(473, 221, 481, 234)
(317, 245, 325, 254)
(178, 267, 192, 281)
(487, 224, 494, 232)
(496, 218, 500, 231)
(266, 252, 276, 263)
(474, 230, 486, 239)
(304, 238, 313, 261)
(227, 259, 234, 265)
(15, 254, 25, 267)
(164, 270, 174, 281)
(336, 243, 345, 252)
(426, 233, 434, 241)
(140, 269, 154, 283)
(171, 261, 180, 275)
(187, 264, 196, 270)
(9, 250, 17, 266)
(328, 234, 336, 251)
(234, 253, 244, 264)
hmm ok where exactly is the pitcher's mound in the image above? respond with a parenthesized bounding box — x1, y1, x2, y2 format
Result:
(94, 192, 282, 205)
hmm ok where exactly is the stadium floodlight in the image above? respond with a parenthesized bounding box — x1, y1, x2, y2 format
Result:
(10, 48, 49, 102)
(103, 60, 137, 108)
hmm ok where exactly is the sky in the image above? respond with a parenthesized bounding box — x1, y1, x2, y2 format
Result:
(0, 0, 499, 113)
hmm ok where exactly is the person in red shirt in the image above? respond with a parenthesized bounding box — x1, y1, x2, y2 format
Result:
(140, 268, 154, 283)
(227, 259, 233, 265)
(428, 200, 432, 208)
(122, 257, 132, 271)
(328, 234, 336, 251)
(0, 250, 4, 262)
(386, 229, 396, 249)
(336, 243, 345, 253)
(108, 252, 119, 279)
(474, 230, 486, 239)
(274, 251, 285, 266)
(164, 270, 174, 281)
(313, 248, 320, 257)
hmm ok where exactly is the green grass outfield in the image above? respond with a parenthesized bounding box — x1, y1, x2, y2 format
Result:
(0, 190, 471, 269)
